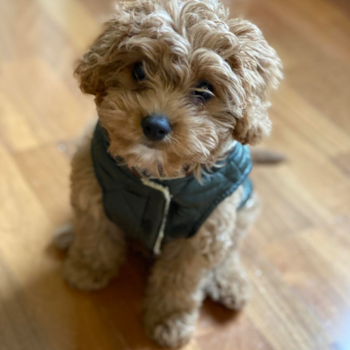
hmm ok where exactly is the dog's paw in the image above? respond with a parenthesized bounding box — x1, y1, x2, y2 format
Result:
(218, 276, 250, 311)
(63, 257, 115, 291)
(145, 313, 196, 348)
(208, 270, 250, 311)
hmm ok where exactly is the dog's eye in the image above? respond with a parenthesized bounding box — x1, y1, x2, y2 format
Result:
(132, 62, 146, 81)
(194, 81, 214, 103)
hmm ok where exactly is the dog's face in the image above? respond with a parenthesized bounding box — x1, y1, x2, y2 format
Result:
(75, 0, 282, 178)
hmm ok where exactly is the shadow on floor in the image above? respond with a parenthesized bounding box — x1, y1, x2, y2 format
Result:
(0, 243, 241, 350)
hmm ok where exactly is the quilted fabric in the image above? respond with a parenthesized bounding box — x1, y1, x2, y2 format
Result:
(91, 122, 253, 254)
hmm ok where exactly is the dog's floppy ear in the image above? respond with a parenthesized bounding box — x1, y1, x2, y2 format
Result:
(228, 19, 283, 145)
(74, 20, 126, 95)
(74, 11, 131, 95)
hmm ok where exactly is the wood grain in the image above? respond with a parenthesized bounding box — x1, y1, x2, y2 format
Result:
(0, 0, 349, 349)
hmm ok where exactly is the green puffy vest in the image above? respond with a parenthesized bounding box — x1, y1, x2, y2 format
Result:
(91, 122, 253, 255)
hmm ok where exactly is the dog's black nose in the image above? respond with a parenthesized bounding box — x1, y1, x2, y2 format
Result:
(141, 115, 171, 141)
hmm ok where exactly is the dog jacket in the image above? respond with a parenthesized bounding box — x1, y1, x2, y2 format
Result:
(91, 122, 253, 255)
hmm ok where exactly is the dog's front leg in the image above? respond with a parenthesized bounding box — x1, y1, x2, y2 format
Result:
(143, 193, 242, 348)
(63, 211, 126, 291)
(143, 238, 211, 348)
(63, 134, 126, 291)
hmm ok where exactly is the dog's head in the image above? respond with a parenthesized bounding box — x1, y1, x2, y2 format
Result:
(75, 0, 282, 178)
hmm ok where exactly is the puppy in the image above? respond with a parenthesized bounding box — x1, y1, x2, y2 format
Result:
(63, 0, 282, 347)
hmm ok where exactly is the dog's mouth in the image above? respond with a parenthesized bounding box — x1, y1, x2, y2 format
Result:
(141, 139, 166, 150)
(143, 142, 156, 149)
(127, 140, 192, 179)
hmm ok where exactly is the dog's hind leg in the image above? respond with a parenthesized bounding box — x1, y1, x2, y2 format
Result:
(206, 192, 260, 310)
(63, 131, 126, 291)
(205, 249, 250, 310)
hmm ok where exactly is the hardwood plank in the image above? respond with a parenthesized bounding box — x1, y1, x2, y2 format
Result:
(0, 94, 40, 153)
(242, 241, 329, 350)
(264, 222, 350, 350)
(196, 315, 274, 350)
(13, 144, 72, 226)
(333, 152, 350, 177)
(0, 141, 58, 350)
(0, 58, 94, 149)
(36, 0, 100, 52)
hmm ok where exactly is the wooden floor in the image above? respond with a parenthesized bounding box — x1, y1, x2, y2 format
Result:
(1, 0, 350, 349)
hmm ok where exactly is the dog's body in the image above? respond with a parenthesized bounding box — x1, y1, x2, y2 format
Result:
(63, 0, 282, 347)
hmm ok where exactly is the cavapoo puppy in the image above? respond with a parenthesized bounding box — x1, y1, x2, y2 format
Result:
(62, 0, 282, 347)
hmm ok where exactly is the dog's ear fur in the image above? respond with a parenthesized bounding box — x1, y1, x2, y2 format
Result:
(74, 8, 133, 95)
(228, 19, 282, 145)
(74, 21, 125, 95)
